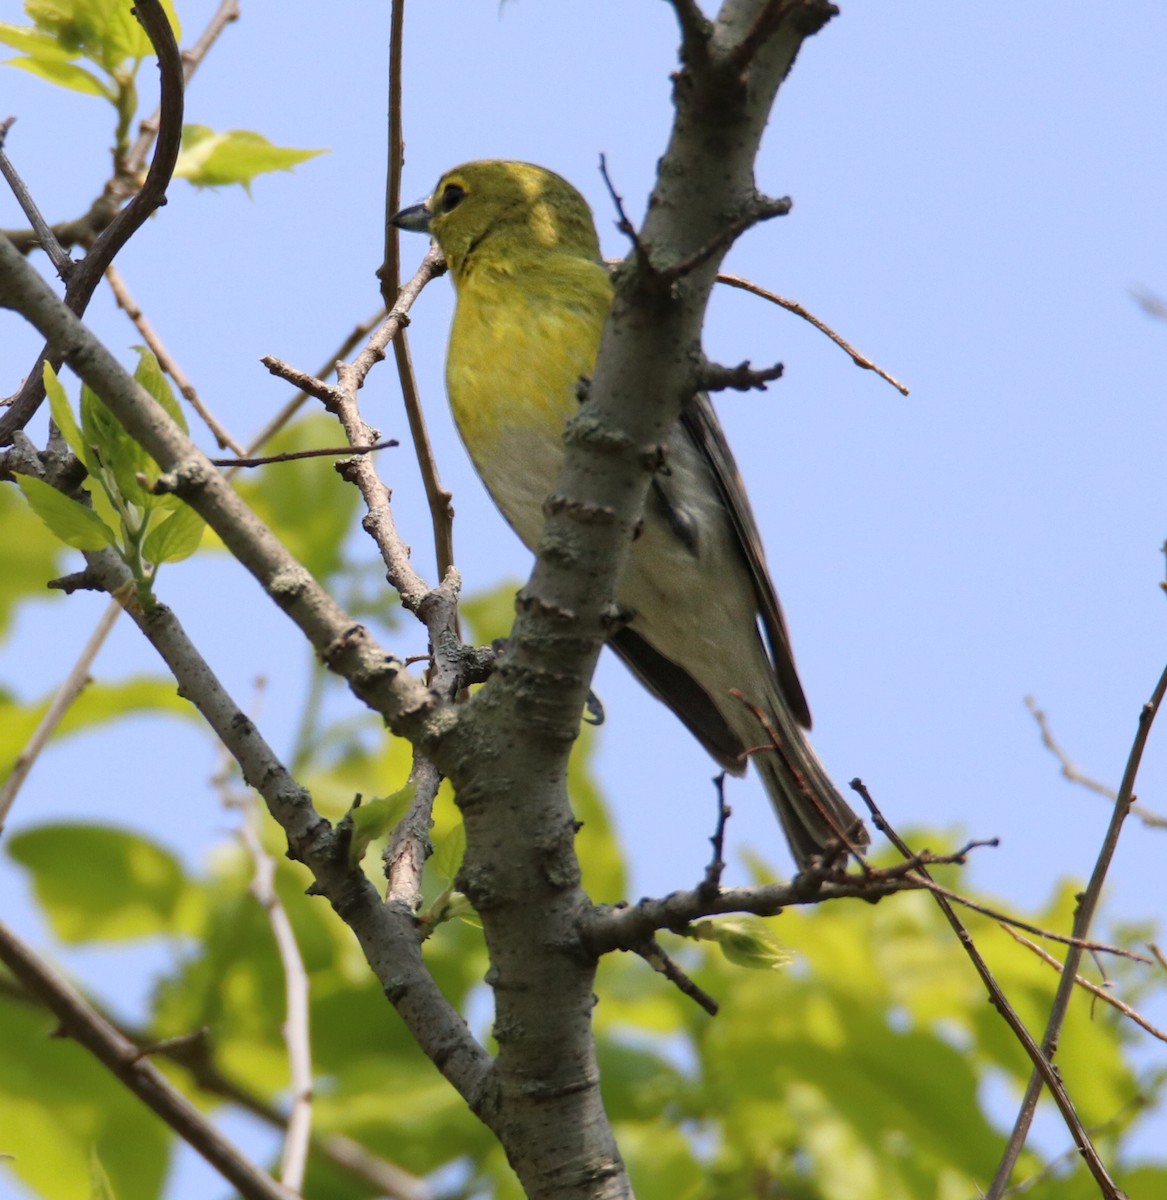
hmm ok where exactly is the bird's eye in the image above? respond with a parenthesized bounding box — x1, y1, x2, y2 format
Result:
(440, 183, 465, 213)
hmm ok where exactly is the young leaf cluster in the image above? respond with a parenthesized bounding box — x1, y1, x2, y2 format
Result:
(16, 356, 204, 601)
(0, 0, 321, 192)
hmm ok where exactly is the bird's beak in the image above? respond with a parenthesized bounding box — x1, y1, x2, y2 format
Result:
(391, 201, 432, 234)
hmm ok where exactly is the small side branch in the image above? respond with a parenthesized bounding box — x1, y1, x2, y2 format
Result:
(233, 793, 314, 1192)
(850, 780, 1124, 1200)
(0, 118, 74, 278)
(1026, 695, 1167, 829)
(634, 938, 719, 1016)
(717, 272, 910, 395)
(105, 263, 245, 455)
(700, 358, 784, 392)
(985, 661, 1167, 1198)
(0, 919, 297, 1200)
(1001, 924, 1167, 1044)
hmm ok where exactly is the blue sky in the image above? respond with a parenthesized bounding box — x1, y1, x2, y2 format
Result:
(2, 1, 1166, 1196)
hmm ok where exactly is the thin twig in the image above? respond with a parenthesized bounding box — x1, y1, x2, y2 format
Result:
(0, 117, 74, 278)
(635, 938, 719, 1016)
(123, 0, 241, 179)
(1000, 924, 1167, 1044)
(700, 774, 731, 897)
(233, 795, 314, 1191)
(209, 440, 397, 468)
(1025, 695, 1167, 829)
(238, 308, 386, 463)
(0, 968, 428, 1198)
(717, 272, 910, 395)
(1, 0, 185, 442)
(910, 875, 1151, 964)
(598, 153, 647, 262)
(385, 752, 441, 909)
(851, 779, 1121, 1199)
(659, 195, 791, 284)
(987, 661, 1167, 1197)
(380, 3, 456, 586)
(0, 919, 297, 1200)
(104, 263, 245, 455)
(0, 597, 122, 833)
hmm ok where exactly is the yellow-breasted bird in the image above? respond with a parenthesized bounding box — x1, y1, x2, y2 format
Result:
(393, 160, 867, 868)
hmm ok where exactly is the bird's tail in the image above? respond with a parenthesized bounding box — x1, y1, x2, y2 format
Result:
(745, 696, 870, 870)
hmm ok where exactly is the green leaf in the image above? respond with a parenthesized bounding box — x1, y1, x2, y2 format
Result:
(430, 818, 465, 886)
(22, 0, 181, 73)
(232, 414, 359, 580)
(142, 503, 205, 565)
(174, 125, 325, 192)
(0, 21, 74, 58)
(80, 380, 150, 508)
(0, 677, 198, 790)
(7, 55, 110, 97)
(15, 474, 117, 550)
(43, 363, 92, 469)
(0, 483, 64, 638)
(7, 823, 202, 943)
(0, 1002, 170, 1200)
(347, 785, 414, 867)
(690, 915, 792, 971)
(89, 1148, 116, 1200)
(132, 346, 186, 432)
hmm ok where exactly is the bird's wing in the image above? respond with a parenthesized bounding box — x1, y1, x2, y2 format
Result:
(678, 394, 813, 730)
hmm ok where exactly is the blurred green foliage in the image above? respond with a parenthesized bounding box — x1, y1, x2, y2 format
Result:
(1, 4, 1164, 1197)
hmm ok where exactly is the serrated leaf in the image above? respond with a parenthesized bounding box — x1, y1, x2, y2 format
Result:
(15, 474, 117, 550)
(690, 915, 792, 971)
(174, 125, 325, 192)
(142, 503, 204, 564)
(7, 55, 110, 97)
(345, 786, 416, 867)
(43, 362, 92, 469)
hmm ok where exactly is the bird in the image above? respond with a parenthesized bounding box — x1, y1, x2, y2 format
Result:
(392, 160, 867, 869)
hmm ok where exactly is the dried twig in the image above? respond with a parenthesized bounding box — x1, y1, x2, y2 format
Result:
(380, 2, 456, 585)
(0, 118, 73, 278)
(0, 919, 296, 1200)
(1, 0, 185, 442)
(987, 661, 1167, 1197)
(1001, 924, 1167, 1043)
(635, 938, 719, 1016)
(1026, 695, 1167, 829)
(851, 779, 1120, 1200)
(209, 441, 396, 468)
(700, 774, 731, 897)
(105, 263, 245, 455)
(233, 793, 314, 1191)
(717, 272, 910, 395)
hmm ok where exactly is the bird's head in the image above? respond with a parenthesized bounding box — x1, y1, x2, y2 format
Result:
(392, 160, 602, 279)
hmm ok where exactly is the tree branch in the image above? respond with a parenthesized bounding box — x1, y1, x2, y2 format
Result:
(0, 918, 298, 1200)
(0, 0, 185, 442)
(985, 661, 1167, 1198)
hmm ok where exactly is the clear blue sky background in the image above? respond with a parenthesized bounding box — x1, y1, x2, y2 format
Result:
(2, 1, 1166, 1197)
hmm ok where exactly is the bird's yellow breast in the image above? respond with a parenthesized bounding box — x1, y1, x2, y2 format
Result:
(445, 254, 612, 548)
